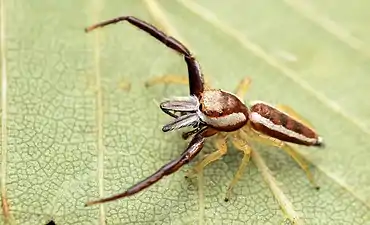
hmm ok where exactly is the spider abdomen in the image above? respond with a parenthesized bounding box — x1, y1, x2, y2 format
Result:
(197, 90, 249, 132)
(249, 102, 323, 146)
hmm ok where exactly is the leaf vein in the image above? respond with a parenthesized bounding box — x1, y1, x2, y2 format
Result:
(90, 0, 106, 223)
(0, 0, 12, 222)
(251, 150, 304, 225)
(283, 0, 370, 58)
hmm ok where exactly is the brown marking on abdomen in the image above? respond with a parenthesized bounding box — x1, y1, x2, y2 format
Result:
(250, 103, 318, 146)
(251, 122, 314, 146)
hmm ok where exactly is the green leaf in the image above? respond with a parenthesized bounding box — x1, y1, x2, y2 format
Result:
(1, 0, 370, 224)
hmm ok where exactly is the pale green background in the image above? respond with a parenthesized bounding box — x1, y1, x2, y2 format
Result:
(1, 0, 370, 224)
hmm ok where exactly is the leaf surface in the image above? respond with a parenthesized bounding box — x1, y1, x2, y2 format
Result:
(1, 0, 370, 224)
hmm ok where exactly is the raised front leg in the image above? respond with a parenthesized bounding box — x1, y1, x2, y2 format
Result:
(85, 16, 205, 98)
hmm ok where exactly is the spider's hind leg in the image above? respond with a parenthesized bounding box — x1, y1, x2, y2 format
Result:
(243, 127, 319, 189)
(278, 141, 319, 189)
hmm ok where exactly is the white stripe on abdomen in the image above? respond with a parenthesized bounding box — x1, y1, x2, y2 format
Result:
(249, 112, 317, 144)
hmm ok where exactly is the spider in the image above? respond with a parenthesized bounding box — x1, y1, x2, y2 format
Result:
(84, 16, 324, 206)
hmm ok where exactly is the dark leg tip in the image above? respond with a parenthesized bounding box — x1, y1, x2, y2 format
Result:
(182, 132, 190, 140)
(84, 26, 96, 33)
(315, 186, 321, 191)
(224, 197, 229, 202)
(162, 126, 170, 132)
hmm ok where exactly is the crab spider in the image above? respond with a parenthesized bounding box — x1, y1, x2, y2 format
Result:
(84, 16, 324, 206)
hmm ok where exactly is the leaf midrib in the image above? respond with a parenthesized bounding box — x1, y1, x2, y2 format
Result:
(90, 0, 106, 223)
(0, 0, 11, 222)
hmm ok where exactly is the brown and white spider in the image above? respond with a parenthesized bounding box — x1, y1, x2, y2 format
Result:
(84, 16, 324, 206)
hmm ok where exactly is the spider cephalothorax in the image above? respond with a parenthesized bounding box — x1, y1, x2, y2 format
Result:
(160, 89, 249, 133)
(197, 90, 249, 132)
(84, 16, 324, 206)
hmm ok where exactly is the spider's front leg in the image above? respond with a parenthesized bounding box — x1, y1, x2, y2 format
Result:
(85, 16, 204, 98)
(85, 128, 216, 206)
